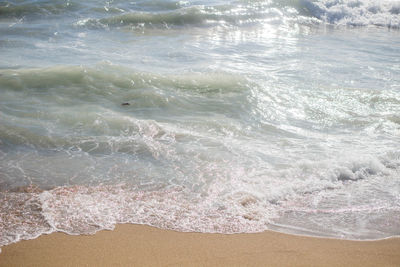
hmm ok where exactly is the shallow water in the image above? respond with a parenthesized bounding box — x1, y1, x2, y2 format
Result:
(1, 0, 400, 249)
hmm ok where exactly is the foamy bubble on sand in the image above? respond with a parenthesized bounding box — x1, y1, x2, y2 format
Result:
(38, 184, 277, 235)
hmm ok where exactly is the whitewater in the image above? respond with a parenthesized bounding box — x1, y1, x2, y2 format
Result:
(1, 0, 400, 250)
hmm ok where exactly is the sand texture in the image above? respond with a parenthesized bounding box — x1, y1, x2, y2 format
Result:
(1, 224, 399, 266)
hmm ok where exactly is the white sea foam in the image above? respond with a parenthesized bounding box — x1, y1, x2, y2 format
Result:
(300, 0, 400, 28)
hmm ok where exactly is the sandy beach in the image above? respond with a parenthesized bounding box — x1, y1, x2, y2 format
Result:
(1, 224, 399, 267)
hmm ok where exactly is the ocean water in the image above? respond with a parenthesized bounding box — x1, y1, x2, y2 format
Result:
(1, 0, 400, 250)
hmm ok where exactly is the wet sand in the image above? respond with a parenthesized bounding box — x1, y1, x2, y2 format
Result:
(1, 224, 399, 266)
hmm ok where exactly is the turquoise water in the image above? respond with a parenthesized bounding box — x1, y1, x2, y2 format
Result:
(1, 0, 400, 249)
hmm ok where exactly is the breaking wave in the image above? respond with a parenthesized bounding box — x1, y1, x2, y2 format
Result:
(2, 0, 398, 28)
(75, 0, 400, 29)
(294, 0, 400, 28)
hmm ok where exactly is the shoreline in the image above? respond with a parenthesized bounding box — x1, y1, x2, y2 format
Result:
(1, 224, 400, 266)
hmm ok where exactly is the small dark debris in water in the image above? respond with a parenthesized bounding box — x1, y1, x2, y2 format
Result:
(121, 102, 130, 106)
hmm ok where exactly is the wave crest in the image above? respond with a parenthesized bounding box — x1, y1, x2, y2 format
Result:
(294, 0, 400, 28)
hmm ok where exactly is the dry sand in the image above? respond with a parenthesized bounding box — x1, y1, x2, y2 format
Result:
(1, 224, 399, 266)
